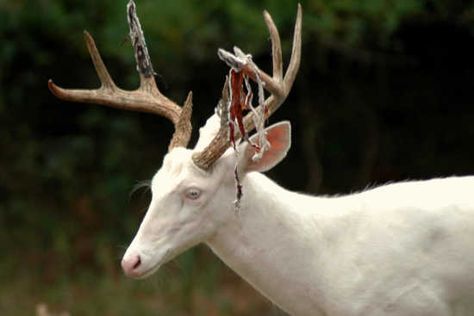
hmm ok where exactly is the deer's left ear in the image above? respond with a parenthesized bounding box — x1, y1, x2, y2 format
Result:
(238, 121, 291, 173)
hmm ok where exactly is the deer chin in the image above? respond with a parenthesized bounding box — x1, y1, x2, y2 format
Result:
(134, 262, 162, 280)
(122, 242, 175, 279)
(125, 246, 174, 280)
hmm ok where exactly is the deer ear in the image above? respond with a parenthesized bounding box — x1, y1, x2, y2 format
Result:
(238, 121, 291, 173)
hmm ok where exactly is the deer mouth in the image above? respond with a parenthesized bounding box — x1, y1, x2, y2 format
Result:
(134, 248, 173, 279)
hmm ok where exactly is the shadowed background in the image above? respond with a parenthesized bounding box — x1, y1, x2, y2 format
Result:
(1, 0, 473, 315)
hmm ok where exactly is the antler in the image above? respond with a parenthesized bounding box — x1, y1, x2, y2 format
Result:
(192, 4, 302, 170)
(48, 1, 192, 151)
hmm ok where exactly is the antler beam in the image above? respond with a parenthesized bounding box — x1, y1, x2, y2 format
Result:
(48, 0, 192, 150)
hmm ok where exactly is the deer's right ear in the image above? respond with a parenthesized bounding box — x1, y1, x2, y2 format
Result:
(238, 121, 292, 173)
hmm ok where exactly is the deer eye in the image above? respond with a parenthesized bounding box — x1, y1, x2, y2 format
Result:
(185, 188, 201, 200)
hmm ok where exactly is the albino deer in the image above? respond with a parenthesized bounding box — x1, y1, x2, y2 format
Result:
(49, 2, 474, 315)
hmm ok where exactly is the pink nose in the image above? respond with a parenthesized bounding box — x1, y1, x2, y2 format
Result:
(121, 254, 142, 277)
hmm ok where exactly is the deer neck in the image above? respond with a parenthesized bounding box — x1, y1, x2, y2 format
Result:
(206, 172, 334, 315)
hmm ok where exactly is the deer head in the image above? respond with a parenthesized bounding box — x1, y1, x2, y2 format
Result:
(49, 1, 301, 279)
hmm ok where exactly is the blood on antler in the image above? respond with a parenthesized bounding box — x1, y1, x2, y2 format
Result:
(192, 4, 302, 170)
(48, 0, 192, 151)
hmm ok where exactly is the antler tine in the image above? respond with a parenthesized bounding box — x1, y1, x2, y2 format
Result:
(263, 10, 283, 82)
(192, 4, 302, 170)
(283, 3, 303, 93)
(48, 32, 182, 124)
(84, 30, 116, 90)
(48, 31, 116, 97)
(168, 91, 193, 150)
(49, 0, 192, 150)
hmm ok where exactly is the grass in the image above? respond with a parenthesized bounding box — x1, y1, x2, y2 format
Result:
(0, 245, 279, 315)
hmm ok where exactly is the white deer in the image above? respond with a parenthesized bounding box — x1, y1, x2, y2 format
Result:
(49, 2, 474, 316)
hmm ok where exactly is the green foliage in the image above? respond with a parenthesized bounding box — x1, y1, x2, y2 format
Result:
(304, 0, 423, 47)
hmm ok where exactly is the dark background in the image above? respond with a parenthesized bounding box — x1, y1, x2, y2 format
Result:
(1, 0, 473, 315)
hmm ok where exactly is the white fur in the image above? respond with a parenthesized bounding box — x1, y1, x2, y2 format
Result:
(208, 174, 474, 315)
(122, 120, 474, 316)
